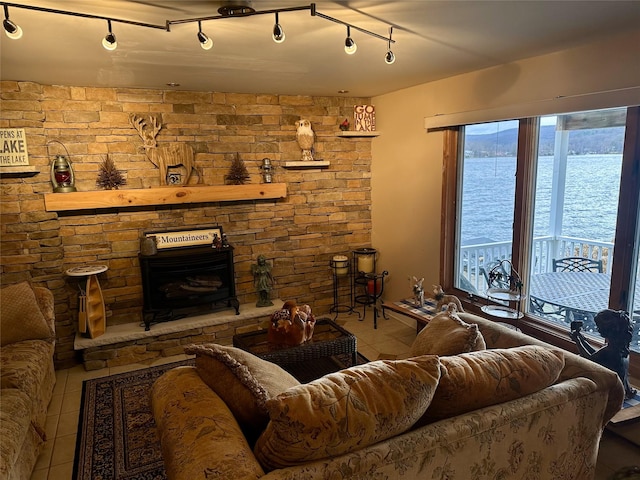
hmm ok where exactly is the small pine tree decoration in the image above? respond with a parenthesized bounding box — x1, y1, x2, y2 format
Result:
(96, 155, 126, 190)
(225, 154, 250, 185)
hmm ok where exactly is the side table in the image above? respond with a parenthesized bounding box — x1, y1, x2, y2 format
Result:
(66, 264, 108, 339)
(382, 297, 439, 333)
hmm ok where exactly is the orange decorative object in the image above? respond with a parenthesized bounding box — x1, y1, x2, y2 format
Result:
(367, 279, 382, 295)
(268, 300, 316, 346)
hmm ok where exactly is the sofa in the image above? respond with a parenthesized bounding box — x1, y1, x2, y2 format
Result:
(0, 282, 57, 480)
(151, 310, 624, 480)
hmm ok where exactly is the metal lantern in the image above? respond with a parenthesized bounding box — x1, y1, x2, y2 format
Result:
(260, 157, 275, 183)
(50, 154, 76, 192)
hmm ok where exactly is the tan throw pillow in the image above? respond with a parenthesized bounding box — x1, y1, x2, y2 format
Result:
(184, 343, 300, 445)
(253, 356, 441, 471)
(409, 309, 486, 357)
(419, 345, 565, 424)
(0, 282, 54, 347)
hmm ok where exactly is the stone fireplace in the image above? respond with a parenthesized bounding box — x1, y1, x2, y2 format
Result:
(0, 81, 375, 369)
(139, 243, 239, 330)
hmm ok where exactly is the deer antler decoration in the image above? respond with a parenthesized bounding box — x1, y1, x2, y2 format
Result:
(128, 113, 196, 185)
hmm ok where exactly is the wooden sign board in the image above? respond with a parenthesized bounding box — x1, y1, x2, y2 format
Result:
(354, 105, 376, 132)
(145, 226, 223, 249)
(0, 128, 29, 166)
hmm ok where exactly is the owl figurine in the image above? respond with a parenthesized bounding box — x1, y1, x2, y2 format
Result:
(295, 119, 315, 161)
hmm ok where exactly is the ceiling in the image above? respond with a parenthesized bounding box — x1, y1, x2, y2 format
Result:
(1, 1, 639, 97)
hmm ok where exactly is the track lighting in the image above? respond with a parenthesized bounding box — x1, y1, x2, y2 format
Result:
(3, 6, 22, 40)
(102, 20, 117, 51)
(344, 25, 357, 55)
(197, 21, 213, 50)
(0, 3, 397, 65)
(384, 27, 395, 64)
(272, 12, 285, 43)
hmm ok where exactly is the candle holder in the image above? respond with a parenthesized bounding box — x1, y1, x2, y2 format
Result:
(330, 255, 353, 319)
(260, 157, 276, 183)
(364, 270, 388, 329)
(351, 247, 389, 328)
(353, 247, 377, 275)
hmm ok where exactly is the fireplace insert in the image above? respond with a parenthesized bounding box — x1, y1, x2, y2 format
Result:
(139, 245, 239, 330)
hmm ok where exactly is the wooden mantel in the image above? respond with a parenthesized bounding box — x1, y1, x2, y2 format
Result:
(44, 183, 287, 212)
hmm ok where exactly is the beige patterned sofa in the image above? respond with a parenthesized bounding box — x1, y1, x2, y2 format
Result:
(151, 311, 624, 480)
(0, 282, 57, 480)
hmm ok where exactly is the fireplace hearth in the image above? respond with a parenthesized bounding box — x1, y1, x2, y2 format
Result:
(139, 245, 239, 330)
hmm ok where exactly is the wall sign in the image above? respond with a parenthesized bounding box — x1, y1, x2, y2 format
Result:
(354, 105, 376, 132)
(145, 226, 223, 250)
(0, 128, 29, 166)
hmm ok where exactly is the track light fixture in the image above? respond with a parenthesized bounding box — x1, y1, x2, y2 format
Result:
(384, 27, 395, 64)
(344, 25, 357, 55)
(272, 12, 285, 43)
(102, 19, 117, 50)
(3, 5, 22, 39)
(197, 21, 213, 50)
(0, 2, 397, 64)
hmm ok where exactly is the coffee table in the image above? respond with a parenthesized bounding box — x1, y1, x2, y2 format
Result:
(233, 318, 357, 381)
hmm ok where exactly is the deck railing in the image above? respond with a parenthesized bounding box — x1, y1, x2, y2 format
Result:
(459, 236, 639, 352)
(459, 235, 614, 293)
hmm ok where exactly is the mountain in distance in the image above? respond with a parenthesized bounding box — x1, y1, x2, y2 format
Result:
(465, 125, 625, 157)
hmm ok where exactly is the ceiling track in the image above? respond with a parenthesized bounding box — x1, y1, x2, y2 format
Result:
(0, 1, 395, 43)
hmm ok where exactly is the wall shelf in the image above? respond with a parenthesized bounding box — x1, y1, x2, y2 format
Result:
(283, 161, 330, 168)
(0, 165, 39, 177)
(336, 131, 380, 137)
(44, 183, 287, 212)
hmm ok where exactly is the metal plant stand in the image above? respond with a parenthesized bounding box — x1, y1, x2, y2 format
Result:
(330, 256, 352, 320)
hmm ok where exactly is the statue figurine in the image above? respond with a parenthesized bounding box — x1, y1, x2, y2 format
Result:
(251, 254, 274, 307)
(411, 276, 424, 307)
(211, 233, 222, 249)
(433, 285, 464, 312)
(571, 309, 637, 399)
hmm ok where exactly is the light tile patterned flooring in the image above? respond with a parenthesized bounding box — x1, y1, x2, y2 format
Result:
(31, 310, 639, 479)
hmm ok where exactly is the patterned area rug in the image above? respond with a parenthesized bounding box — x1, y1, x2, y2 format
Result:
(73, 359, 195, 480)
(73, 353, 368, 479)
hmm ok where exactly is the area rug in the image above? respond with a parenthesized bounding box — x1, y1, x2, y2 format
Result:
(73, 359, 194, 480)
(73, 353, 369, 480)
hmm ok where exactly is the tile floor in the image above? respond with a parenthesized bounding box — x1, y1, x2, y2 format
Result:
(31, 310, 639, 479)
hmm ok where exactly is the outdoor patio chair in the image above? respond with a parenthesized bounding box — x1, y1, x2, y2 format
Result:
(480, 260, 511, 290)
(552, 257, 603, 273)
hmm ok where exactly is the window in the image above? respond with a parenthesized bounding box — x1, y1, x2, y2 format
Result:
(456, 121, 517, 296)
(444, 106, 640, 377)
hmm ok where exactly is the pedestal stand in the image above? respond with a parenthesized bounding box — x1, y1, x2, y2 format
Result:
(350, 248, 389, 328)
(330, 256, 352, 320)
(363, 271, 389, 329)
(66, 264, 108, 339)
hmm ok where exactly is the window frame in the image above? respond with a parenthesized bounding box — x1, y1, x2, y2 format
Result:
(441, 106, 640, 378)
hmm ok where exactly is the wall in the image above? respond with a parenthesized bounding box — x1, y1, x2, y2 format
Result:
(0, 84, 374, 368)
(371, 29, 640, 305)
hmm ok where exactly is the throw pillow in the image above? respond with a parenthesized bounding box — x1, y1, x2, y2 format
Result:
(419, 345, 565, 424)
(253, 356, 441, 470)
(409, 308, 486, 357)
(0, 282, 54, 347)
(184, 343, 300, 445)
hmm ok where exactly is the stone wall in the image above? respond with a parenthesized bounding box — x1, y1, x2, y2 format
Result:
(0, 81, 374, 369)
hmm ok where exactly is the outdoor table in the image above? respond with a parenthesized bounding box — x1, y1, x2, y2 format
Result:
(529, 271, 640, 317)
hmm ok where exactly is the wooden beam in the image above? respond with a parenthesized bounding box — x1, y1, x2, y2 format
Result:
(44, 183, 287, 212)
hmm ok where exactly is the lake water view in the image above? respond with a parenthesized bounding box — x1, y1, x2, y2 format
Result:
(460, 153, 640, 350)
(460, 154, 622, 245)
